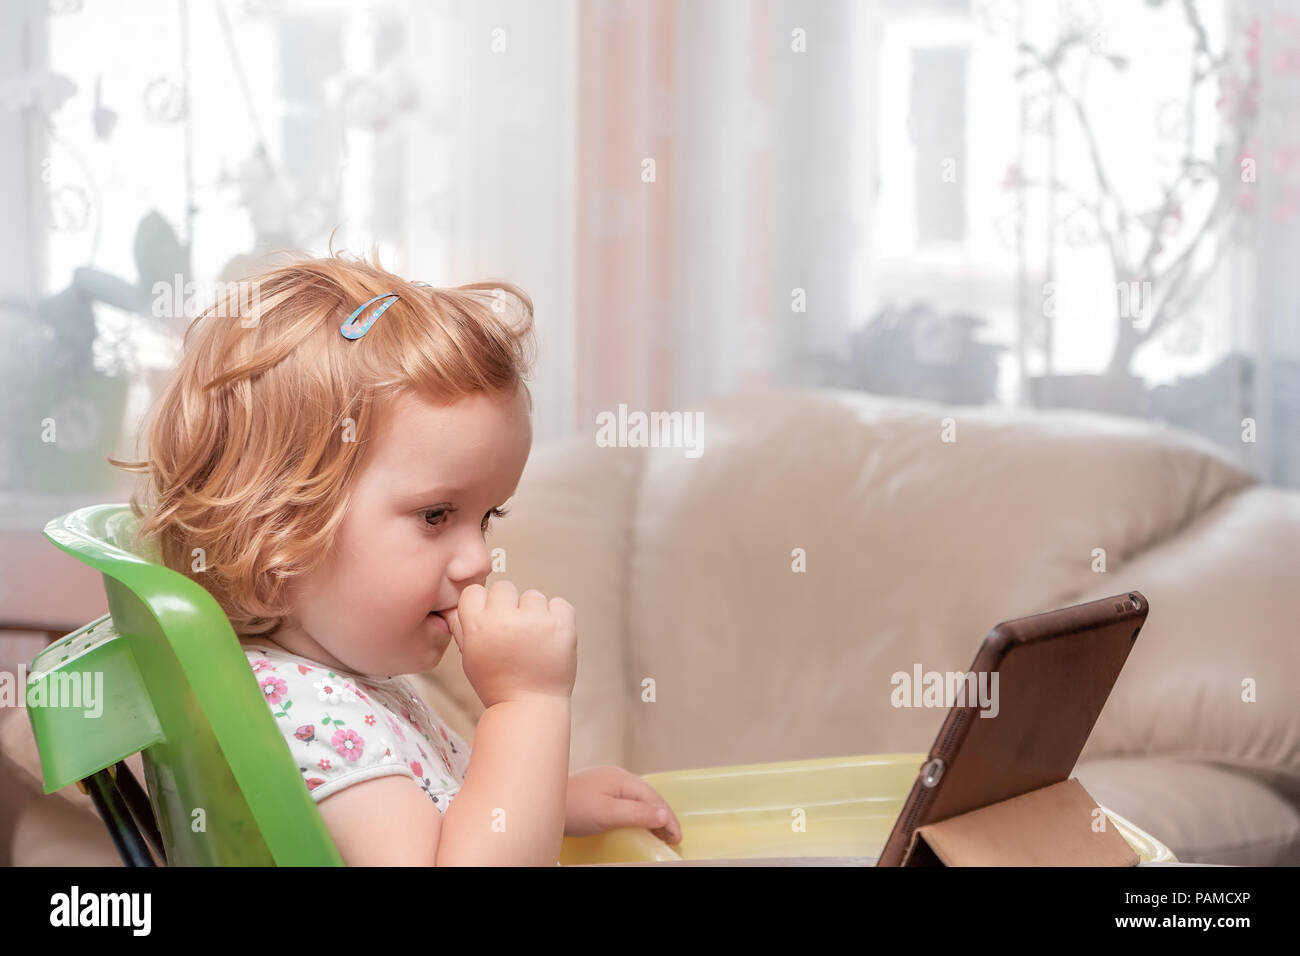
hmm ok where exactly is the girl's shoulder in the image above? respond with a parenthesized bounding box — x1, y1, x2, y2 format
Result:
(243, 643, 376, 703)
(241, 642, 470, 789)
(241, 644, 427, 730)
(242, 643, 462, 731)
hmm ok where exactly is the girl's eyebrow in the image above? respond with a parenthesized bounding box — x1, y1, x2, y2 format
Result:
(397, 481, 519, 505)
(397, 485, 466, 502)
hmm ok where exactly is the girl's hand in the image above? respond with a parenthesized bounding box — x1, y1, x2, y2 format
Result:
(448, 580, 577, 709)
(564, 765, 682, 844)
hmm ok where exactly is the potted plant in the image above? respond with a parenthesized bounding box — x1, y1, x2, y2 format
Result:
(1009, 0, 1263, 415)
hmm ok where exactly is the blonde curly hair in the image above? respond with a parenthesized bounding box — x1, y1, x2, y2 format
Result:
(110, 248, 536, 638)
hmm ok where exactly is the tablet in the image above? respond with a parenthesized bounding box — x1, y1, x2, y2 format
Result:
(875, 590, 1148, 866)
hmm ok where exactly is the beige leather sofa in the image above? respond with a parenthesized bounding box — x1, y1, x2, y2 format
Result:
(4, 387, 1298, 865)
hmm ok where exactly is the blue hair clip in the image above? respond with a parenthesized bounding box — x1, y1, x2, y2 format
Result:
(340, 292, 401, 340)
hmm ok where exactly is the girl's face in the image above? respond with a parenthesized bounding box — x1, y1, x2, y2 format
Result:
(263, 383, 532, 678)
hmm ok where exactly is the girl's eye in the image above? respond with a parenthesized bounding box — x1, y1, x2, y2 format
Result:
(482, 506, 510, 532)
(420, 506, 510, 533)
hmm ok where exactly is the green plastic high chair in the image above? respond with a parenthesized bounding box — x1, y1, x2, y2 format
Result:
(31, 503, 344, 866)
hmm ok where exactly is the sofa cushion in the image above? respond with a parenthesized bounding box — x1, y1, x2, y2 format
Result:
(624, 387, 1259, 772)
(1075, 756, 1300, 866)
(1074, 484, 1300, 783)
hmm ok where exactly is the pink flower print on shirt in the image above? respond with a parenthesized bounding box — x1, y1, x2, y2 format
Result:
(364, 714, 376, 726)
(260, 676, 288, 705)
(251, 658, 275, 674)
(318, 757, 333, 772)
(410, 760, 435, 797)
(332, 728, 364, 761)
(439, 725, 459, 754)
(386, 713, 406, 742)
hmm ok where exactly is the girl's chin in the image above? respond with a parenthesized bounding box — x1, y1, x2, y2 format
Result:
(423, 615, 453, 654)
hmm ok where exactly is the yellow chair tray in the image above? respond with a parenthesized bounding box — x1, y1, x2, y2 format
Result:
(558, 753, 1177, 865)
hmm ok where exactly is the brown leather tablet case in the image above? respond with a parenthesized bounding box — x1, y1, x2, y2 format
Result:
(879, 591, 1149, 866)
(901, 778, 1139, 866)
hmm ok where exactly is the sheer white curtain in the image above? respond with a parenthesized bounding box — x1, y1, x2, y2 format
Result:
(399, 0, 876, 436)
(5, 0, 1294, 512)
(1236, 0, 1300, 486)
(399, 0, 578, 444)
(575, 0, 875, 425)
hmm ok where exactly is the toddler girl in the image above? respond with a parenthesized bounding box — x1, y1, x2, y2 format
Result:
(112, 250, 680, 865)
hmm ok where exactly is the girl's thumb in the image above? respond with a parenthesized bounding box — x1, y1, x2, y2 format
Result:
(443, 607, 464, 651)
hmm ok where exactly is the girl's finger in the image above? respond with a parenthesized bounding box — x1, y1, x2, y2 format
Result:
(652, 824, 682, 845)
(615, 775, 683, 833)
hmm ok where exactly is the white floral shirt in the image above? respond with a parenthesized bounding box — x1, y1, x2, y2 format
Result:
(242, 642, 471, 813)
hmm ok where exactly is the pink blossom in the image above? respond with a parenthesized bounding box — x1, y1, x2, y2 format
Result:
(1270, 16, 1300, 75)
(260, 676, 288, 705)
(332, 728, 365, 761)
(1274, 146, 1300, 174)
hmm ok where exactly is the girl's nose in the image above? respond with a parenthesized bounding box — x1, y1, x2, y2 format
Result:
(448, 531, 493, 583)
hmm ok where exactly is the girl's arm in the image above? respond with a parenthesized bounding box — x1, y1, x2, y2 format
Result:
(435, 695, 571, 866)
(314, 694, 571, 866)
(317, 775, 444, 866)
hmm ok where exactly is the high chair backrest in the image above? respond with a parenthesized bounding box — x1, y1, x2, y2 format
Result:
(32, 503, 344, 865)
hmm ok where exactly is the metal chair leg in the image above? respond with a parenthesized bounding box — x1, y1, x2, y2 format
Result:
(79, 769, 156, 867)
(113, 760, 166, 864)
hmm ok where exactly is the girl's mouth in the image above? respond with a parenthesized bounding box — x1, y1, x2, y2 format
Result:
(429, 606, 457, 633)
